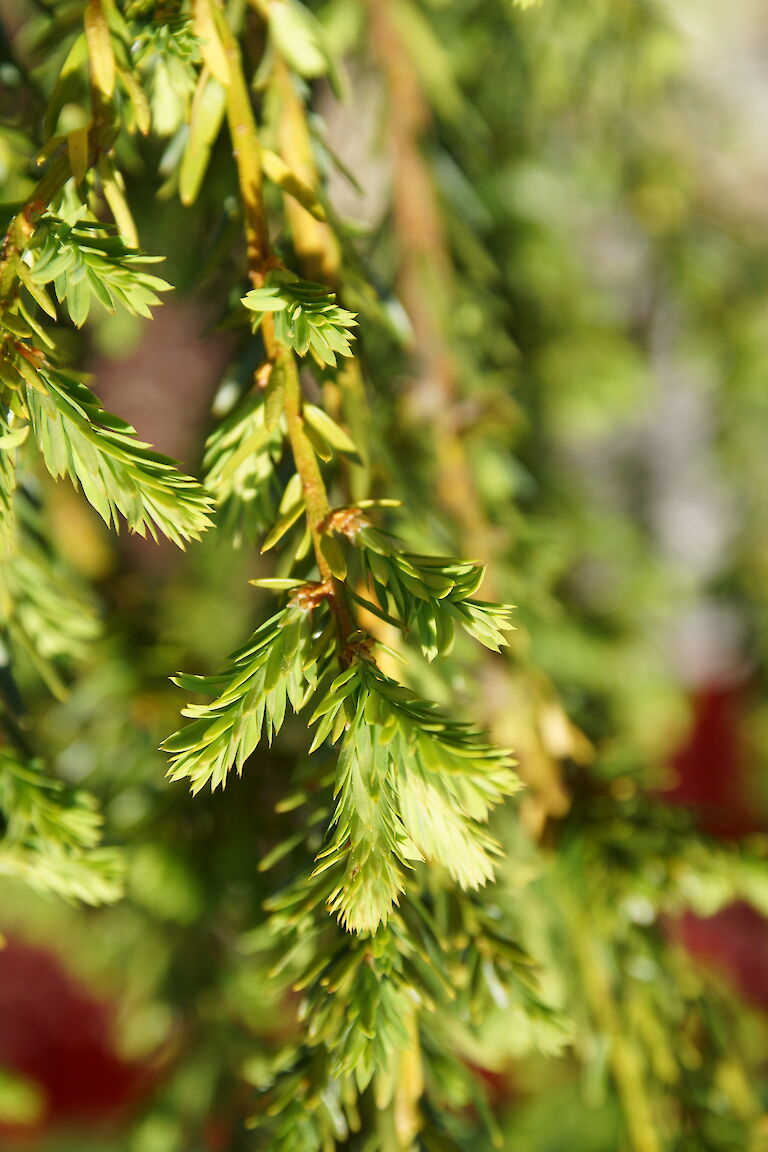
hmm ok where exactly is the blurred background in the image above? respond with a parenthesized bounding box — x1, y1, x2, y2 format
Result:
(2, 0, 768, 1148)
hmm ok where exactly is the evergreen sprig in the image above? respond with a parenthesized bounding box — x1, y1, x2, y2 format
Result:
(0, 531, 100, 698)
(309, 658, 520, 934)
(0, 748, 123, 904)
(166, 607, 517, 934)
(163, 603, 334, 794)
(1, 236, 211, 548)
(27, 215, 171, 327)
(203, 390, 283, 546)
(300, 927, 420, 1083)
(128, 2, 200, 130)
(256, 883, 556, 1142)
(22, 363, 213, 545)
(243, 273, 357, 366)
(337, 518, 515, 660)
(262, 886, 450, 1086)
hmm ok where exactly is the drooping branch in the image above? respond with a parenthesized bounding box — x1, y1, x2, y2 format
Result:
(211, 0, 357, 630)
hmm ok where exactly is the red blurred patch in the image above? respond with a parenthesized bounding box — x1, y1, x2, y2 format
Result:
(0, 939, 146, 1138)
(672, 903, 768, 1007)
(666, 680, 768, 1009)
(668, 682, 756, 838)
